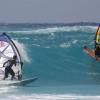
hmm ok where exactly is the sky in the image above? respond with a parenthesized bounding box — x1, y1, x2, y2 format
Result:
(0, 0, 100, 23)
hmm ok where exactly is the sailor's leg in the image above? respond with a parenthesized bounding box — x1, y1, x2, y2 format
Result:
(18, 74, 22, 80)
(10, 69, 15, 80)
(3, 67, 9, 80)
(3, 74, 8, 80)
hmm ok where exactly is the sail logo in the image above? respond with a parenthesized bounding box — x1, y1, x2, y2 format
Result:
(0, 41, 5, 47)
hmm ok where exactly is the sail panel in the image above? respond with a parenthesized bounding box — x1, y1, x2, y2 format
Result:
(95, 25, 100, 44)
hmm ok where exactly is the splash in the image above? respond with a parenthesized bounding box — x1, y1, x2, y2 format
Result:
(13, 40, 30, 63)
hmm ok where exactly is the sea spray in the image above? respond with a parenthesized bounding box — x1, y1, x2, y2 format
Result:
(13, 40, 30, 63)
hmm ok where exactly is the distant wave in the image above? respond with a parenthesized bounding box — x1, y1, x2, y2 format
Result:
(34, 26, 97, 34)
(0, 25, 97, 35)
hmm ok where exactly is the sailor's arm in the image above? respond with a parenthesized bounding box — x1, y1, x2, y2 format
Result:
(15, 61, 23, 67)
(3, 60, 9, 67)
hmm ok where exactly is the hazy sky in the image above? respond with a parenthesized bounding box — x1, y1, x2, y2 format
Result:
(0, 0, 100, 23)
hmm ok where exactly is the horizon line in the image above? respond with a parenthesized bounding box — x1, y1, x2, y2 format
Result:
(0, 22, 99, 24)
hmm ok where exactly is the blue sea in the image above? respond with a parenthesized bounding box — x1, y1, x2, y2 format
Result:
(0, 23, 100, 100)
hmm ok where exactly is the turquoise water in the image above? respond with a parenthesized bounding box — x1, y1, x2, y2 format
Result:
(0, 23, 100, 99)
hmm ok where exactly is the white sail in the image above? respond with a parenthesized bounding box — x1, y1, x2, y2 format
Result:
(0, 33, 22, 80)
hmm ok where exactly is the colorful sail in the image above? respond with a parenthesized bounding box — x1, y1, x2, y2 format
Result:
(95, 24, 100, 44)
(0, 33, 22, 80)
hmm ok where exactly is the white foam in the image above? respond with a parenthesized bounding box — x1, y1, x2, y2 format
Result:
(87, 72, 100, 76)
(59, 40, 78, 48)
(15, 37, 30, 40)
(0, 86, 16, 94)
(72, 40, 78, 44)
(32, 44, 41, 47)
(13, 40, 30, 63)
(32, 44, 51, 48)
(0, 87, 10, 93)
(59, 43, 71, 48)
(1, 93, 100, 100)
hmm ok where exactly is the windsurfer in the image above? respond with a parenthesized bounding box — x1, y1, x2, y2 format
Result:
(3, 55, 17, 80)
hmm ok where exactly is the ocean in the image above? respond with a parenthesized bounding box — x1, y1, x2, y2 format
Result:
(0, 23, 100, 100)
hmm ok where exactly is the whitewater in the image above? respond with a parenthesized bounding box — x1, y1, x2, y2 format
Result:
(0, 23, 100, 100)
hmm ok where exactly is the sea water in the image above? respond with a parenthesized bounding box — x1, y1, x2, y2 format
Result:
(0, 23, 100, 100)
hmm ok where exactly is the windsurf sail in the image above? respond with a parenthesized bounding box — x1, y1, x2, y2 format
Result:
(0, 33, 22, 80)
(95, 24, 100, 45)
